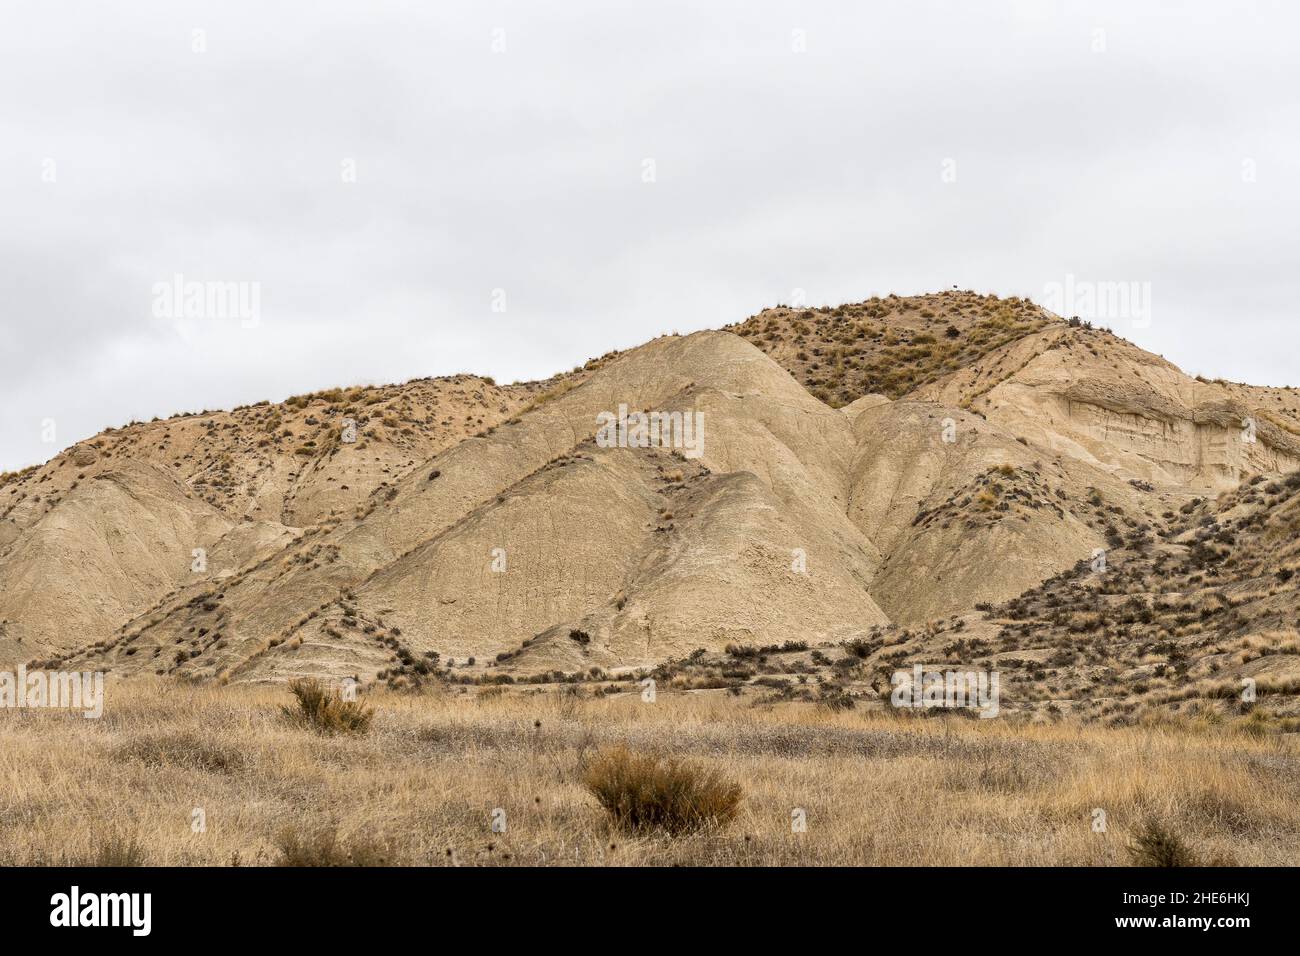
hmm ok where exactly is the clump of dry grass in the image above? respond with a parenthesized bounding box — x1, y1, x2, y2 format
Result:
(582, 746, 743, 835)
(1127, 818, 1198, 867)
(281, 678, 373, 735)
(275, 824, 396, 866)
(92, 834, 148, 867)
(114, 730, 246, 774)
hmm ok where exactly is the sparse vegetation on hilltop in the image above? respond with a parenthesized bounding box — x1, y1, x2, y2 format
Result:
(728, 291, 1054, 406)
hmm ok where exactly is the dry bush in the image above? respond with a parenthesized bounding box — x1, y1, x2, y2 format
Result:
(1127, 818, 1198, 867)
(582, 746, 742, 835)
(281, 678, 373, 735)
(92, 834, 147, 867)
(275, 824, 396, 866)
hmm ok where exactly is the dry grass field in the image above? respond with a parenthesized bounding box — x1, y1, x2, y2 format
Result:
(1, 679, 1297, 867)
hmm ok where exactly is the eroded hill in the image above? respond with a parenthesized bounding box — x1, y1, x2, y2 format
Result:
(6, 292, 1300, 723)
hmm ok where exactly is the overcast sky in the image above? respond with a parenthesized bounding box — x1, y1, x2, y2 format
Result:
(2, 0, 1297, 472)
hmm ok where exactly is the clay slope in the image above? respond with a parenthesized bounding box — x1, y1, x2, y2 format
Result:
(914, 322, 1300, 491)
(0, 460, 294, 663)
(0, 372, 548, 665)
(52, 332, 891, 683)
(846, 398, 1153, 622)
(0, 373, 554, 535)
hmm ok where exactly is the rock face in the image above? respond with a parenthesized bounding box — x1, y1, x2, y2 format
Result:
(69, 444, 97, 467)
(4, 292, 1300, 684)
(914, 326, 1300, 489)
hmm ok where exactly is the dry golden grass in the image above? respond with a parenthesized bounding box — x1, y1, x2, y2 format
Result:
(0, 678, 1297, 866)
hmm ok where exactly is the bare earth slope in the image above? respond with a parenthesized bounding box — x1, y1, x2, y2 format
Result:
(0, 373, 556, 533)
(0, 373, 559, 661)
(50, 332, 891, 681)
(914, 324, 1300, 491)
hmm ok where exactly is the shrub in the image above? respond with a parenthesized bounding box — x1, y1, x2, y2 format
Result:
(282, 678, 373, 735)
(274, 824, 395, 866)
(1127, 818, 1197, 867)
(818, 690, 856, 711)
(582, 746, 742, 835)
(843, 637, 879, 659)
(92, 834, 147, 867)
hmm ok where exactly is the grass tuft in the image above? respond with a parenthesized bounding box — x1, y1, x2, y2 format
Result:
(582, 746, 742, 835)
(1127, 818, 1198, 867)
(281, 678, 373, 735)
(93, 834, 147, 867)
(275, 824, 396, 866)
